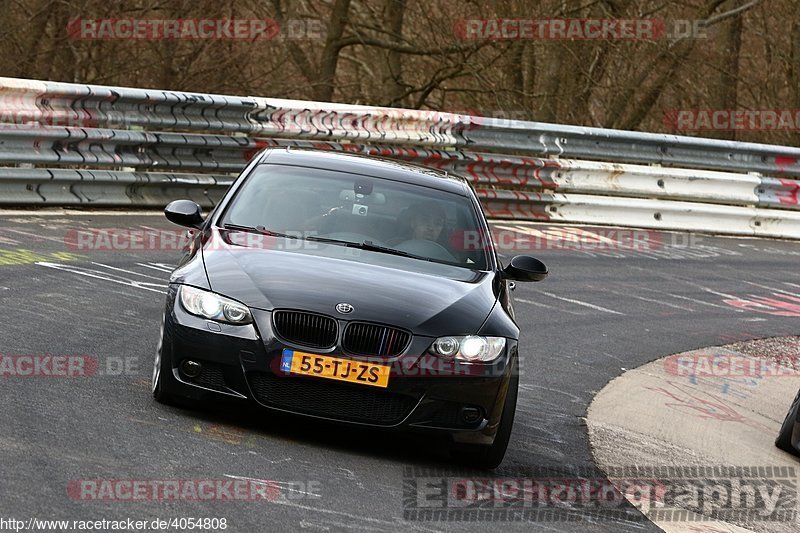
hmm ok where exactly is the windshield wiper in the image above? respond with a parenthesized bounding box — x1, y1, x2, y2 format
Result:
(357, 240, 433, 261)
(222, 223, 299, 240)
(305, 237, 432, 261)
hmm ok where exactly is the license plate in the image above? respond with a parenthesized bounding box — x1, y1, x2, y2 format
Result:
(279, 349, 390, 388)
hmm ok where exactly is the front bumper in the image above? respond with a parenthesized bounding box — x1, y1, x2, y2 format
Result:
(161, 285, 517, 446)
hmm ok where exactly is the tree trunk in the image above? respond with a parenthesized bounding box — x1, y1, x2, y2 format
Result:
(714, 14, 743, 140)
(384, 0, 407, 106)
(537, 43, 563, 122)
(791, 20, 800, 146)
(315, 0, 352, 101)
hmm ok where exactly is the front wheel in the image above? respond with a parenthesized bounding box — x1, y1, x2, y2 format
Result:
(775, 389, 800, 455)
(451, 358, 519, 469)
(152, 315, 178, 406)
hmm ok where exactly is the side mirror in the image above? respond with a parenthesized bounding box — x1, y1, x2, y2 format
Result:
(502, 255, 548, 282)
(164, 200, 204, 229)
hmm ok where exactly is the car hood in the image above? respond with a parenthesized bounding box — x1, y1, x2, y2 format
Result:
(201, 229, 498, 336)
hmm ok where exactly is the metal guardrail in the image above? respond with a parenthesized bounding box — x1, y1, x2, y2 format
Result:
(1, 77, 799, 238)
(0, 168, 231, 206)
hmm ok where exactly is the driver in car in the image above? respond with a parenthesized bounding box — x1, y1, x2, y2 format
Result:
(389, 201, 462, 262)
(409, 202, 446, 242)
(402, 201, 484, 265)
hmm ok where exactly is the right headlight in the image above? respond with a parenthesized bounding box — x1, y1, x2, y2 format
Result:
(178, 285, 253, 325)
(430, 335, 506, 363)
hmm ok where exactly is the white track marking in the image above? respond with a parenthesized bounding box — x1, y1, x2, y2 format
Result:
(136, 262, 175, 273)
(742, 296, 779, 309)
(263, 498, 440, 532)
(534, 290, 624, 315)
(602, 287, 694, 311)
(89, 261, 168, 281)
(739, 280, 800, 298)
(515, 297, 585, 315)
(0, 233, 20, 245)
(3, 227, 70, 244)
(36, 262, 166, 293)
(636, 286, 731, 310)
(223, 475, 322, 498)
(226, 474, 440, 531)
(695, 285, 741, 300)
(624, 265, 744, 301)
(515, 297, 553, 309)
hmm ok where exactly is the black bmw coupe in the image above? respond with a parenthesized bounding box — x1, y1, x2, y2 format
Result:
(153, 148, 547, 468)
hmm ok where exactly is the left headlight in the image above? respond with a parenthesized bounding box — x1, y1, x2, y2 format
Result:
(429, 335, 506, 363)
(179, 285, 253, 325)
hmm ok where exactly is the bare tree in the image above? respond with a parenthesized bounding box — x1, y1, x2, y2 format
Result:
(0, 0, 797, 145)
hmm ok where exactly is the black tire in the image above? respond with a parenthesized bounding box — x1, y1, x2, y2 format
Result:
(775, 389, 800, 455)
(452, 357, 519, 469)
(152, 315, 179, 406)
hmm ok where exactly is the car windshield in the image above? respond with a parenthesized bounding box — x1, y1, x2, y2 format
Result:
(220, 163, 491, 270)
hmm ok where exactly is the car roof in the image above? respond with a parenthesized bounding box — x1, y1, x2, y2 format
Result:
(256, 148, 471, 196)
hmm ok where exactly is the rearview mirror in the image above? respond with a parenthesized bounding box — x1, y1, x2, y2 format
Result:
(339, 190, 386, 205)
(502, 255, 548, 282)
(164, 200, 204, 229)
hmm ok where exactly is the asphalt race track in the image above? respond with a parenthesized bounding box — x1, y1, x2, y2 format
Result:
(1, 211, 799, 532)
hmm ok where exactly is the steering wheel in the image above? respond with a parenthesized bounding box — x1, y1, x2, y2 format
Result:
(395, 239, 457, 262)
